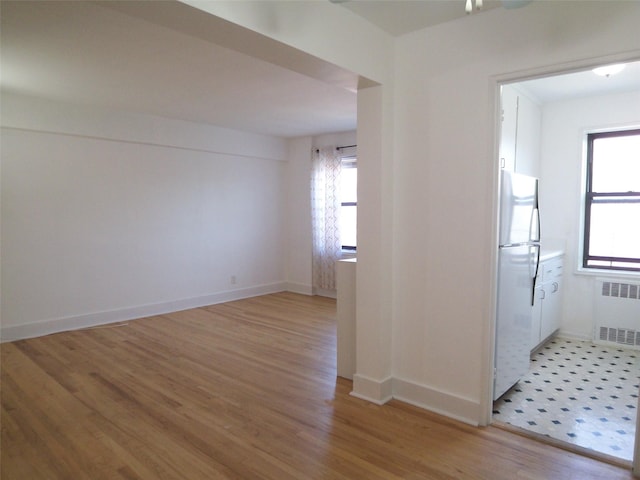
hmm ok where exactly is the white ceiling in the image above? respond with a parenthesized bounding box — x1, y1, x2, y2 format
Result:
(515, 62, 640, 104)
(336, 0, 502, 36)
(0, 1, 358, 138)
(338, 0, 640, 102)
(1, 1, 638, 139)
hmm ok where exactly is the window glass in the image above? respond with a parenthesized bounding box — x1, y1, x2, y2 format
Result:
(340, 205, 357, 249)
(591, 135, 640, 192)
(341, 167, 357, 203)
(340, 158, 357, 250)
(589, 201, 640, 259)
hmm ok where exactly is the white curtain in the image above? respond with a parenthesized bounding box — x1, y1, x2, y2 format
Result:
(311, 147, 342, 291)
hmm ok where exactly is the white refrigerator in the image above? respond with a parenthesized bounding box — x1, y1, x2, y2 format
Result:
(494, 170, 540, 401)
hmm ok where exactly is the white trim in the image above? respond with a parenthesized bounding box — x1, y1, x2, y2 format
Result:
(575, 267, 640, 281)
(556, 331, 592, 343)
(392, 377, 481, 427)
(350, 374, 393, 405)
(1, 126, 283, 163)
(312, 287, 337, 299)
(284, 282, 313, 296)
(0, 282, 287, 343)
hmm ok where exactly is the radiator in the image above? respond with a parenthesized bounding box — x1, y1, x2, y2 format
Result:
(594, 279, 640, 350)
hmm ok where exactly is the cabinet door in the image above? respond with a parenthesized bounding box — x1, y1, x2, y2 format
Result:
(499, 86, 518, 172)
(513, 93, 541, 177)
(540, 279, 562, 340)
(531, 285, 544, 350)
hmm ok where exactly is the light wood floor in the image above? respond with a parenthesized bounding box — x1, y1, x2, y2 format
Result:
(1, 292, 635, 479)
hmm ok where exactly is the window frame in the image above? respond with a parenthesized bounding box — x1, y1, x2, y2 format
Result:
(582, 128, 640, 272)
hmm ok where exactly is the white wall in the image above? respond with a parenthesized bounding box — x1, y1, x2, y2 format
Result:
(353, 84, 395, 403)
(284, 136, 314, 295)
(393, 1, 640, 424)
(1, 93, 289, 341)
(539, 90, 640, 340)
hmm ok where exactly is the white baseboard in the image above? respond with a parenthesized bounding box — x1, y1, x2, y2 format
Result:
(556, 330, 592, 342)
(392, 377, 481, 427)
(349, 373, 481, 425)
(1, 282, 287, 343)
(313, 287, 337, 299)
(351, 374, 393, 405)
(284, 282, 313, 296)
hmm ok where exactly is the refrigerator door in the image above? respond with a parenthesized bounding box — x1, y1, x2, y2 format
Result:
(499, 170, 539, 246)
(494, 244, 536, 400)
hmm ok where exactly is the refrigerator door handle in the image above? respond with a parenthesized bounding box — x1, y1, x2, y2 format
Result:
(533, 177, 541, 242)
(531, 244, 540, 306)
(530, 206, 541, 243)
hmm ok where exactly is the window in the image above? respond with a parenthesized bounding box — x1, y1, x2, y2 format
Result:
(340, 156, 357, 251)
(583, 129, 640, 272)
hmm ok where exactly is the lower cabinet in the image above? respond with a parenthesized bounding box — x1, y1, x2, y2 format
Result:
(531, 255, 564, 351)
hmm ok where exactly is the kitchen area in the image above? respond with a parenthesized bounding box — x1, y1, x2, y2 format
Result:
(491, 63, 640, 461)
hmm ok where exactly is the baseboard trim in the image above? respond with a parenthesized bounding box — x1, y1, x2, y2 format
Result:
(1, 282, 287, 343)
(313, 287, 337, 299)
(284, 282, 313, 296)
(350, 374, 393, 405)
(556, 331, 592, 342)
(392, 377, 481, 426)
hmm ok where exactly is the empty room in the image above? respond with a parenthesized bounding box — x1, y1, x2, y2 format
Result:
(2, 1, 639, 478)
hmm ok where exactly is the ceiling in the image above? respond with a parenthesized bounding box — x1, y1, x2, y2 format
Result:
(1, 1, 638, 139)
(336, 0, 502, 36)
(0, 0, 358, 138)
(515, 62, 640, 104)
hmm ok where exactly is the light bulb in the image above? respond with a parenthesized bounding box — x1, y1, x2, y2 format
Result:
(592, 64, 626, 77)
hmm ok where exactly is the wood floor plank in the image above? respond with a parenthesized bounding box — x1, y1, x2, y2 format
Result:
(1, 292, 635, 479)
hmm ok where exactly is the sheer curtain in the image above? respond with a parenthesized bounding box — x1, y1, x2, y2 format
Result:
(311, 147, 342, 292)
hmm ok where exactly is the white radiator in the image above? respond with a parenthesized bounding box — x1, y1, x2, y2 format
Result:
(594, 278, 640, 350)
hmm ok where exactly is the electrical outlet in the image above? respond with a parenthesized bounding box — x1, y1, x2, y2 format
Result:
(230, 275, 237, 285)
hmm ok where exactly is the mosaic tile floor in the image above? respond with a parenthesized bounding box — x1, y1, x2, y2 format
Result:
(493, 337, 639, 461)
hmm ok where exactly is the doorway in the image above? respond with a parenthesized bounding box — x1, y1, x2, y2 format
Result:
(492, 60, 640, 463)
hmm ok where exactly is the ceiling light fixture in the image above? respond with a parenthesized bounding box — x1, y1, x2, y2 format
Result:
(592, 64, 626, 77)
(466, 0, 483, 14)
(469, 0, 532, 14)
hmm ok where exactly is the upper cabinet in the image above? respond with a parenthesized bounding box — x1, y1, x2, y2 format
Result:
(499, 85, 542, 177)
(499, 86, 518, 172)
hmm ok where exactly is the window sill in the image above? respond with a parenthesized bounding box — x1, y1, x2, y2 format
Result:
(341, 251, 356, 260)
(575, 266, 640, 280)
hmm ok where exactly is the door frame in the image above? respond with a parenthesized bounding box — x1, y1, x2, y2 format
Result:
(485, 53, 640, 475)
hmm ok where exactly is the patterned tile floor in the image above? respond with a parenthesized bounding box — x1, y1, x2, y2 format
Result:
(493, 337, 639, 461)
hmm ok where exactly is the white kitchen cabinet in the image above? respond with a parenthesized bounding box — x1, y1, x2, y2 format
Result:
(500, 85, 541, 177)
(531, 283, 543, 350)
(500, 85, 518, 172)
(531, 254, 564, 351)
(514, 92, 542, 177)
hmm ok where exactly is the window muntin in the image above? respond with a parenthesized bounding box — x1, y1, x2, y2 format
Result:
(583, 129, 640, 272)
